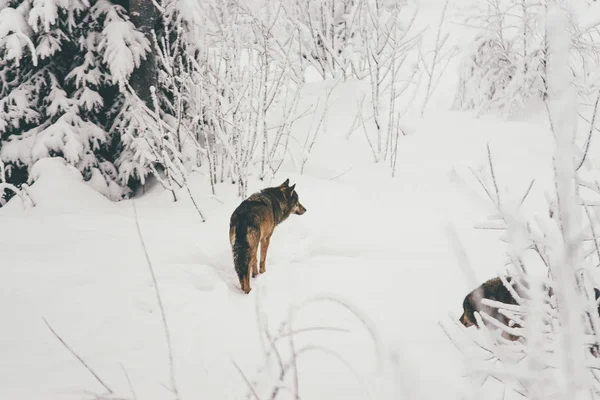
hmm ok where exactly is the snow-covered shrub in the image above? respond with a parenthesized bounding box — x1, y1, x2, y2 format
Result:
(445, 162, 600, 398)
(282, 0, 364, 80)
(0, 0, 150, 204)
(118, 0, 306, 199)
(282, 0, 423, 167)
(103, 0, 204, 195)
(359, 0, 420, 163)
(193, 1, 298, 196)
(0, 0, 428, 205)
(453, 0, 600, 116)
(242, 292, 383, 399)
(110, 0, 425, 199)
(452, 0, 547, 115)
(445, 146, 600, 397)
(445, 6, 600, 398)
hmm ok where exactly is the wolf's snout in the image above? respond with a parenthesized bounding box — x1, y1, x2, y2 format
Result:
(297, 203, 307, 215)
(459, 313, 474, 327)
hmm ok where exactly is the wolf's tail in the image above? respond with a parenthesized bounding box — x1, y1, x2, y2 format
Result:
(232, 220, 251, 283)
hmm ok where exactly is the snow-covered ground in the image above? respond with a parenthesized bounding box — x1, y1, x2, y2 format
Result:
(1, 1, 587, 399)
(0, 103, 559, 400)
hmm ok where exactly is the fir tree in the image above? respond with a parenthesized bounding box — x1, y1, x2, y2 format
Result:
(0, 0, 150, 203)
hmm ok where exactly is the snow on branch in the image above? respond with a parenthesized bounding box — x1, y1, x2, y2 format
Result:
(445, 15, 600, 387)
(95, 0, 150, 91)
(0, 7, 37, 65)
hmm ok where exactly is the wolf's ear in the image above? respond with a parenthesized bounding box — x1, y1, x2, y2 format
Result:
(288, 183, 296, 194)
(281, 178, 290, 188)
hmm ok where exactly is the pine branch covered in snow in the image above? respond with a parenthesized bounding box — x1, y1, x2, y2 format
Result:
(0, 0, 151, 205)
(0, 157, 33, 207)
(95, 0, 150, 91)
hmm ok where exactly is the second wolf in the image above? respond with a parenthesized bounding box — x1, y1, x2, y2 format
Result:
(460, 276, 600, 342)
(229, 179, 307, 294)
(459, 276, 525, 340)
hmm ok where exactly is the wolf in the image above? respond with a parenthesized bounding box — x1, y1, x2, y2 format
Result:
(229, 179, 307, 294)
(459, 276, 525, 341)
(460, 276, 600, 343)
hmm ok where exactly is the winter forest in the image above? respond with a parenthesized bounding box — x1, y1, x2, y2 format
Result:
(3, 0, 600, 398)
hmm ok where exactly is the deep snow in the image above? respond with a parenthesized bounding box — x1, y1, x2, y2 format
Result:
(0, 102, 562, 400)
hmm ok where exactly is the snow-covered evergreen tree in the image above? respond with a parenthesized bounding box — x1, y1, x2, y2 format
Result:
(109, 0, 205, 191)
(0, 0, 149, 203)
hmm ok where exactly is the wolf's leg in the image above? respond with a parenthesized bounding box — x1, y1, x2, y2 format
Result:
(241, 273, 251, 294)
(259, 235, 271, 274)
(250, 245, 259, 278)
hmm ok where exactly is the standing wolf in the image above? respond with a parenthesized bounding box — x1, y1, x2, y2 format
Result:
(229, 179, 307, 294)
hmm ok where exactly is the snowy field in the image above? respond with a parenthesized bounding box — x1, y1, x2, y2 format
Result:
(0, 103, 559, 399)
(2, 0, 599, 399)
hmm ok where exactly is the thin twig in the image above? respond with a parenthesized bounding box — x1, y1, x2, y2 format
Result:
(420, 0, 450, 116)
(328, 167, 353, 181)
(42, 318, 113, 394)
(468, 166, 496, 205)
(576, 89, 600, 171)
(185, 186, 206, 222)
(120, 363, 137, 400)
(287, 307, 300, 400)
(275, 326, 351, 341)
(357, 97, 378, 162)
(294, 294, 383, 372)
(584, 203, 600, 268)
(519, 179, 536, 207)
(232, 359, 263, 400)
(132, 200, 180, 400)
(487, 143, 501, 208)
(544, 99, 557, 140)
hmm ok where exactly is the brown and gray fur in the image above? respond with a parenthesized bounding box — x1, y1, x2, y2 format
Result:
(459, 276, 525, 340)
(229, 179, 306, 294)
(460, 277, 600, 343)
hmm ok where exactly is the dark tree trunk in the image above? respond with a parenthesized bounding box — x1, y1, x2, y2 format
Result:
(128, 0, 158, 108)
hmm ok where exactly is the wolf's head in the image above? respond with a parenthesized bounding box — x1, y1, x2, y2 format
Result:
(459, 295, 477, 328)
(280, 179, 307, 215)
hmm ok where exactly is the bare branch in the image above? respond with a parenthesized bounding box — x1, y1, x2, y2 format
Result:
(42, 318, 113, 395)
(576, 89, 600, 171)
(232, 359, 263, 400)
(132, 200, 180, 400)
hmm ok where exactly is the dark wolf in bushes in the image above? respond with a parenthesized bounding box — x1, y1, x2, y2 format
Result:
(229, 179, 307, 294)
(460, 276, 600, 343)
(459, 276, 525, 341)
